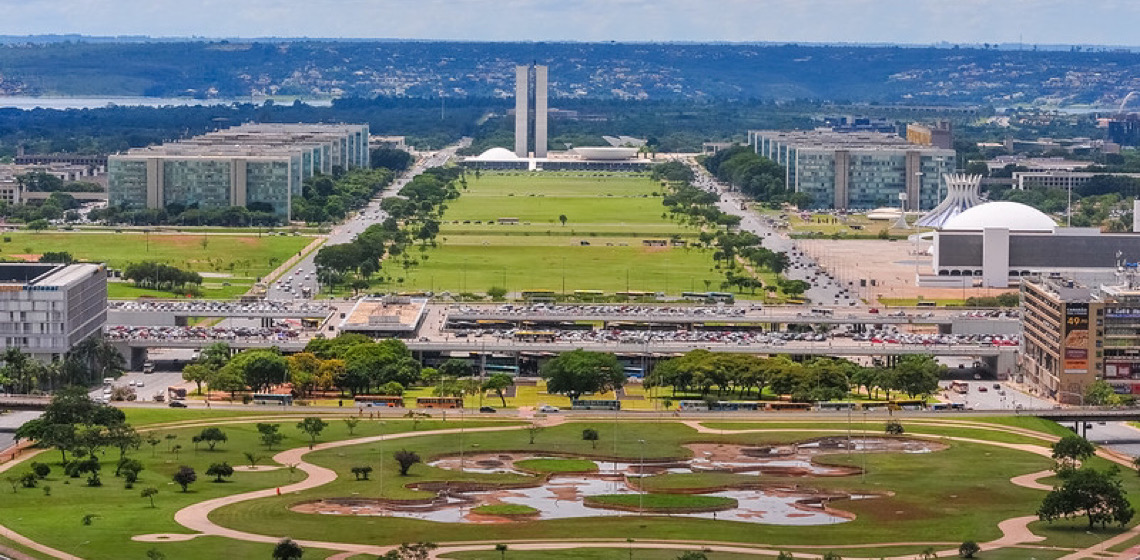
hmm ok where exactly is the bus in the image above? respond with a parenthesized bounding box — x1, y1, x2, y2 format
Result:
(616, 291, 654, 299)
(817, 401, 857, 411)
(571, 399, 621, 411)
(931, 403, 966, 411)
(475, 319, 512, 329)
(766, 402, 812, 412)
(514, 330, 557, 343)
(417, 397, 463, 409)
(354, 395, 405, 408)
(711, 401, 760, 411)
(252, 394, 293, 406)
(483, 364, 519, 375)
(810, 308, 834, 316)
(708, 292, 735, 303)
(681, 291, 709, 301)
(521, 290, 557, 303)
(889, 399, 926, 411)
(677, 400, 710, 411)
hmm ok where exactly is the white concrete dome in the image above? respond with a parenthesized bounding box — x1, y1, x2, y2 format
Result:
(941, 201, 1056, 232)
(472, 147, 522, 161)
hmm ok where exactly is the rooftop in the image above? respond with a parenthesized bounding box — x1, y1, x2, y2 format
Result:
(750, 129, 954, 153)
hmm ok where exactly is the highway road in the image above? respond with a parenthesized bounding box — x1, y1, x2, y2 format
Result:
(685, 159, 854, 306)
(266, 138, 470, 301)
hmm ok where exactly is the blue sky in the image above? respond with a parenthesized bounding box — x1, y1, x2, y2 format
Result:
(0, 0, 1136, 46)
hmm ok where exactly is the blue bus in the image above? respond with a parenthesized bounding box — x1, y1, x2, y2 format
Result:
(572, 399, 621, 411)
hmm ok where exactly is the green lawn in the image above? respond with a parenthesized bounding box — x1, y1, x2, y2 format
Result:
(470, 504, 539, 515)
(369, 172, 768, 299)
(443, 549, 782, 560)
(514, 458, 599, 473)
(0, 231, 313, 299)
(208, 421, 1060, 548)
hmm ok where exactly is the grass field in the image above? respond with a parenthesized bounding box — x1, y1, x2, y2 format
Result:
(585, 493, 737, 511)
(5, 413, 1136, 559)
(376, 172, 765, 299)
(0, 231, 313, 299)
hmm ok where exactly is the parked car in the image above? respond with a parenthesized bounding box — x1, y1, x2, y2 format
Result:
(168, 401, 188, 408)
(538, 405, 560, 413)
(479, 406, 497, 413)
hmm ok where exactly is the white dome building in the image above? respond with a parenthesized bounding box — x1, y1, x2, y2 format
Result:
(940, 201, 1057, 232)
(471, 147, 523, 161)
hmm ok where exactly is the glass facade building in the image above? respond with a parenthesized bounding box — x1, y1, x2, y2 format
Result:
(108, 123, 369, 221)
(747, 130, 955, 211)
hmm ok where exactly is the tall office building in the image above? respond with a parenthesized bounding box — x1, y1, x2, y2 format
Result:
(109, 123, 369, 220)
(514, 64, 548, 158)
(747, 130, 955, 211)
(0, 263, 107, 362)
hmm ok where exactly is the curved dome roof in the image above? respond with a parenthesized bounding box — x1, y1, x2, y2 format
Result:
(471, 147, 521, 161)
(941, 201, 1056, 232)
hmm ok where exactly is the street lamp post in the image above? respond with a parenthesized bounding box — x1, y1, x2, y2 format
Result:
(637, 439, 646, 515)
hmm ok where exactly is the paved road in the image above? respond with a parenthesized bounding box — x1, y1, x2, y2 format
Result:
(267, 139, 470, 301)
(685, 159, 853, 306)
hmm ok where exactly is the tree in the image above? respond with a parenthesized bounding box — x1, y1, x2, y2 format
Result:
(540, 349, 624, 401)
(273, 538, 304, 560)
(1052, 435, 1096, 468)
(31, 462, 51, 479)
(891, 355, 942, 398)
(257, 423, 285, 450)
(343, 417, 360, 435)
(182, 363, 211, 395)
(379, 542, 437, 560)
(527, 423, 544, 445)
(351, 466, 373, 480)
(206, 462, 234, 483)
(394, 449, 421, 476)
(172, 466, 196, 492)
(244, 452, 264, 469)
(674, 553, 708, 560)
(197, 427, 228, 451)
(119, 458, 144, 486)
(1085, 380, 1122, 406)
(558, 214, 567, 226)
(224, 349, 288, 393)
(141, 486, 158, 508)
(482, 373, 513, 407)
(1038, 467, 1134, 529)
(495, 544, 508, 560)
(297, 417, 329, 449)
(487, 286, 507, 301)
(582, 428, 600, 449)
(19, 471, 37, 488)
(958, 541, 980, 558)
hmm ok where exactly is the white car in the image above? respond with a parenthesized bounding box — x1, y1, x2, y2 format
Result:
(538, 405, 560, 413)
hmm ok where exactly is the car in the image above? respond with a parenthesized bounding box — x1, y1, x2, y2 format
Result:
(168, 401, 188, 408)
(142, 361, 155, 373)
(538, 405, 560, 413)
(978, 386, 988, 392)
(136, 381, 145, 388)
(868, 308, 880, 314)
(479, 406, 497, 413)
(992, 383, 1001, 389)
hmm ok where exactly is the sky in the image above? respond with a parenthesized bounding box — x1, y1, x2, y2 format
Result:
(1, 0, 1138, 46)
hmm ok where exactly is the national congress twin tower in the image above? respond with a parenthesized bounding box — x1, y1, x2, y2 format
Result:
(108, 123, 369, 221)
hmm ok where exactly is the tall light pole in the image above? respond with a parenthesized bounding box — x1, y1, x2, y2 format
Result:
(638, 439, 646, 515)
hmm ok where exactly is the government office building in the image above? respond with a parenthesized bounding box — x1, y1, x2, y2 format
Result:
(746, 130, 955, 211)
(108, 123, 369, 220)
(0, 263, 107, 362)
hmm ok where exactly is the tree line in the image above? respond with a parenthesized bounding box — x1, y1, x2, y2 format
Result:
(122, 262, 203, 292)
(0, 337, 125, 394)
(701, 146, 812, 208)
(646, 350, 943, 403)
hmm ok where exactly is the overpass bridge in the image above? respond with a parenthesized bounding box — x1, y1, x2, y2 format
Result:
(445, 311, 1019, 335)
(111, 337, 1017, 373)
(107, 302, 335, 327)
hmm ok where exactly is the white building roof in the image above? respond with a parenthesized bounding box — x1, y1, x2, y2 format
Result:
(941, 201, 1057, 232)
(471, 147, 523, 161)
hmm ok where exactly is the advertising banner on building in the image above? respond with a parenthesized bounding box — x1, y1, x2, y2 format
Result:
(1063, 303, 1090, 374)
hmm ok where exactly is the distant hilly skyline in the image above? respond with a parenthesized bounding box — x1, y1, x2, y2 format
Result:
(0, 0, 1136, 46)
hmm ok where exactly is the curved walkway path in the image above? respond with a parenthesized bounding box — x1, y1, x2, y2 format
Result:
(0, 416, 1132, 559)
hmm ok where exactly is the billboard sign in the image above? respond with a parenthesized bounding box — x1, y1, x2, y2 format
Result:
(1063, 303, 1090, 374)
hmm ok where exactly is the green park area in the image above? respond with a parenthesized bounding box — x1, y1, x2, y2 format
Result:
(0, 231, 315, 299)
(7, 396, 1140, 560)
(389, 172, 767, 297)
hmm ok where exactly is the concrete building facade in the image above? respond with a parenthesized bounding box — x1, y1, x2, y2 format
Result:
(747, 130, 955, 211)
(108, 123, 369, 220)
(0, 263, 107, 361)
(514, 64, 549, 158)
(1021, 274, 1140, 402)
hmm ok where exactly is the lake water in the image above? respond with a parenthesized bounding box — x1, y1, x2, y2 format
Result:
(0, 96, 333, 110)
